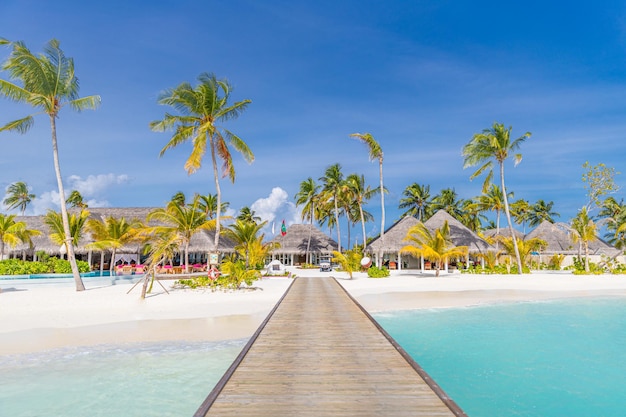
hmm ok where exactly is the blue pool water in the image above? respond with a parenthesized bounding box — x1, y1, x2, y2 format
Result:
(374, 297, 626, 417)
(2, 298, 626, 416)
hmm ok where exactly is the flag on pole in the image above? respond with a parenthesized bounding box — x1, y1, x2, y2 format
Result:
(281, 220, 287, 236)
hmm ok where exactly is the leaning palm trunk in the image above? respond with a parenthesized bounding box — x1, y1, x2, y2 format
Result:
(334, 199, 341, 252)
(500, 163, 523, 274)
(50, 115, 85, 291)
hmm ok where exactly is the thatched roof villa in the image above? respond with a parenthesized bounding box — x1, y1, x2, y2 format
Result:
(268, 223, 338, 266)
(368, 210, 494, 271)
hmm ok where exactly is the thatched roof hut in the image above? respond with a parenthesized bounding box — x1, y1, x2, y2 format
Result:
(482, 227, 525, 240)
(7, 207, 236, 258)
(423, 210, 493, 254)
(367, 216, 420, 253)
(526, 220, 620, 257)
(368, 210, 493, 255)
(269, 224, 338, 255)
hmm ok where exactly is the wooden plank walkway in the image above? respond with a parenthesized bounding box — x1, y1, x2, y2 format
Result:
(195, 277, 467, 417)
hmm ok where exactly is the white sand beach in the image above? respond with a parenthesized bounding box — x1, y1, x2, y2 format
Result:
(3, 270, 626, 355)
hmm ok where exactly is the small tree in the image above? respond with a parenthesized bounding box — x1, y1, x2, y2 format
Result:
(401, 221, 468, 277)
(331, 249, 362, 279)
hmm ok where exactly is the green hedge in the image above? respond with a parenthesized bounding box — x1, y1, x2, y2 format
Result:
(0, 258, 90, 275)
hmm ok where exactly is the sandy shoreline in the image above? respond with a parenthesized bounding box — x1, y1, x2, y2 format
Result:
(3, 269, 626, 355)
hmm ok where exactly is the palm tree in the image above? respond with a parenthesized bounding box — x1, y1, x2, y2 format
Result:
(432, 188, 465, 221)
(237, 206, 261, 224)
(66, 190, 87, 208)
(472, 184, 512, 234)
(570, 206, 598, 273)
(319, 163, 345, 252)
(196, 193, 229, 219)
(350, 133, 385, 264)
(295, 177, 320, 265)
(147, 198, 216, 273)
(345, 173, 379, 250)
(496, 235, 547, 270)
(86, 216, 143, 273)
(400, 220, 468, 277)
(463, 122, 531, 275)
(510, 199, 532, 233)
(599, 197, 626, 249)
(0, 39, 101, 291)
(399, 183, 432, 221)
(151, 72, 253, 254)
(528, 199, 559, 227)
(3, 181, 35, 214)
(223, 219, 268, 269)
(44, 209, 90, 257)
(0, 214, 26, 260)
(170, 191, 186, 207)
(460, 199, 486, 233)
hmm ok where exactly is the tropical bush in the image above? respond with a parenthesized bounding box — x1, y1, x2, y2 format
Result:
(176, 260, 261, 290)
(331, 250, 362, 279)
(461, 264, 530, 274)
(367, 265, 390, 278)
(0, 258, 90, 275)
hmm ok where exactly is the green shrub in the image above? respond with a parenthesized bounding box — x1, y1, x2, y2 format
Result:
(367, 265, 390, 278)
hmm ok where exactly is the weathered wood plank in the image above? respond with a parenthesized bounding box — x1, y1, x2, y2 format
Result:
(195, 277, 467, 417)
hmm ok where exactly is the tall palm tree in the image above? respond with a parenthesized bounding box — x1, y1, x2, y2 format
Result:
(0, 39, 100, 291)
(237, 206, 261, 224)
(147, 198, 216, 272)
(460, 199, 486, 233)
(86, 216, 143, 273)
(528, 199, 559, 227)
(463, 122, 531, 275)
(151, 72, 252, 253)
(295, 177, 320, 264)
(196, 193, 229, 219)
(570, 206, 598, 273)
(0, 214, 26, 260)
(399, 183, 432, 221)
(44, 209, 90, 257)
(510, 199, 532, 233)
(345, 173, 379, 250)
(350, 133, 385, 264)
(3, 181, 35, 214)
(472, 184, 512, 234)
(432, 188, 465, 221)
(400, 220, 468, 277)
(170, 191, 187, 207)
(319, 163, 345, 252)
(66, 190, 87, 209)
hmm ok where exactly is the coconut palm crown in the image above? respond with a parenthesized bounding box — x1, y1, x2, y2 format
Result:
(151, 72, 252, 253)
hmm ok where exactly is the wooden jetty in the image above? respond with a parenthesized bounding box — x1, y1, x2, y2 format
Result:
(195, 277, 467, 417)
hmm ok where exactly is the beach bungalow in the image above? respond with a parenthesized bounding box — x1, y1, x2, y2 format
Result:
(267, 223, 338, 266)
(7, 207, 237, 270)
(524, 220, 623, 267)
(368, 210, 494, 272)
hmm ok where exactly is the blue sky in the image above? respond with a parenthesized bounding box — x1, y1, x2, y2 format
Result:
(1, 0, 626, 246)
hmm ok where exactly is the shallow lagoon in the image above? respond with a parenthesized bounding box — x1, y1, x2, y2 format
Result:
(3, 297, 626, 416)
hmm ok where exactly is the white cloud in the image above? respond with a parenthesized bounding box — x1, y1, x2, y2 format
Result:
(67, 174, 129, 197)
(250, 187, 299, 237)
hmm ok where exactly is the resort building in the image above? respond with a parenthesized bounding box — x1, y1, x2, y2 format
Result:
(267, 223, 338, 266)
(367, 210, 494, 272)
(7, 207, 236, 269)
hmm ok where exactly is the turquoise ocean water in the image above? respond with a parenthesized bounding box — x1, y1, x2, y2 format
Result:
(2, 297, 626, 416)
(375, 297, 626, 417)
